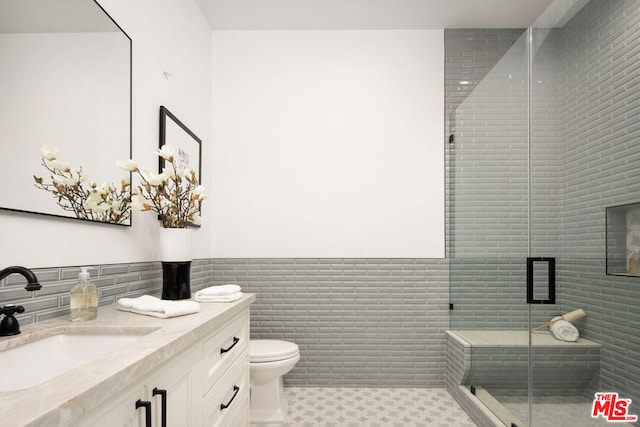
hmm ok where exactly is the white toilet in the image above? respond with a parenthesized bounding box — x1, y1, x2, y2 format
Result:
(249, 339, 300, 424)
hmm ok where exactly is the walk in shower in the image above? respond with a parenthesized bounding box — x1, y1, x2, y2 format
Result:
(447, 0, 640, 426)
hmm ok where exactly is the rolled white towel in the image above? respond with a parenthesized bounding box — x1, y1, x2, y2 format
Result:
(550, 316, 579, 342)
(195, 284, 241, 298)
(195, 292, 243, 303)
(117, 295, 200, 318)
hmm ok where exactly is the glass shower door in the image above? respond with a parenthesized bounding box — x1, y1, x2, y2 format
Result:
(450, 1, 640, 425)
(448, 26, 532, 425)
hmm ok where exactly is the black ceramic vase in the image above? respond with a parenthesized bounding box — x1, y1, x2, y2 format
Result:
(161, 261, 191, 300)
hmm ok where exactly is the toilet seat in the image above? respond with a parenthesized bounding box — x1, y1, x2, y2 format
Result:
(250, 339, 299, 363)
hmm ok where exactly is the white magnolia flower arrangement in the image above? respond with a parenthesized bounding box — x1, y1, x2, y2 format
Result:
(34, 145, 131, 224)
(117, 145, 206, 228)
(34, 144, 205, 228)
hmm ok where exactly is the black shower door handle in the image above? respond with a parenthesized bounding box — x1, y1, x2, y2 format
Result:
(526, 257, 556, 304)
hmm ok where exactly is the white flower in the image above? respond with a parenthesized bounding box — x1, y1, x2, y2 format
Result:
(141, 169, 166, 186)
(155, 145, 174, 161)
(111, 199, 124, 215)
(130, 193, 149, 211)
(192, 185, 206, 200)
(99, 182, 114, 193)
(116, 159, 138, 172)
(68, 171, 80, 186)
(69, 168, 86, 185)
(190, 211, 202, 225)
(115, 146, 207, 227)
(85, 191, 109, 213)
(174, 166, 186, 179)
(45, 159, 70, 172)
(51, 174, 71, 187)
(39, 145, 58, 161)
(35, 145, 131, 224)
(161, 164, 180, 180)
(183, 169, 196, 183)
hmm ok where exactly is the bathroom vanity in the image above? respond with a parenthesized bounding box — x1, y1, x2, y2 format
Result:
(0, 294, 254, 427)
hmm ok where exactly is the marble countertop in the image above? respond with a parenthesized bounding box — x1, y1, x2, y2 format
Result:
(0, 293, 255, 427)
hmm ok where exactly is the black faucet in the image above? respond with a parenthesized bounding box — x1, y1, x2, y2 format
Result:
(0, 266, 41, 336)
(0, 266, 41, 291)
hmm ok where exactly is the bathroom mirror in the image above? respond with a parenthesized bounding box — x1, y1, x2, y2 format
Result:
(0, 0, 132, 225)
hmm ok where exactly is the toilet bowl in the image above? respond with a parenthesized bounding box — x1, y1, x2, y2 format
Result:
(249, 339, 300, 424)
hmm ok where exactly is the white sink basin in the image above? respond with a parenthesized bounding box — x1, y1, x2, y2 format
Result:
(0, 333, 146, 391)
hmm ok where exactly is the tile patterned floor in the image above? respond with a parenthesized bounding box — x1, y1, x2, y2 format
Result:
(252, 387, 478, 427)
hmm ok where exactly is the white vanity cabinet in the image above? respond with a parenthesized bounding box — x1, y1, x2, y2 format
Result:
(83, 384, 146, 427)
(81, 337, 200, 427)
(201, 313, 250, 426)
(73, 310, 250, 427)
(146, 344, 200, 427)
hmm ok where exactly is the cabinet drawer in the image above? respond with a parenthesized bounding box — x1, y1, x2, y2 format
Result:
(202, 312, 249, 396)
(226, 394, 249, 427)
(203, 350, 249, 427)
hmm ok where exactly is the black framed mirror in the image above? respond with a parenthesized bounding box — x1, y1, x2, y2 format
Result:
(0, 0, 132, 225)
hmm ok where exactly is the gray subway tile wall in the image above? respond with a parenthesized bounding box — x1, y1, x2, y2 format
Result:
(444, 29, 526, 115)
(0, 258, 450, 388)
(556, 0, 640, 411)
(450, 30, 529, 260)
(210, 258, 450, 388)
(1, 260, 213, 325)
(444, 29, 525, 262)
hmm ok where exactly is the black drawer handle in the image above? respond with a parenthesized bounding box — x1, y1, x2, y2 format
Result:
(152, 388, 167, 427)
(135, 399, 152, 427)
(220, 336, 240, 354)
(220, 385, 240, 411)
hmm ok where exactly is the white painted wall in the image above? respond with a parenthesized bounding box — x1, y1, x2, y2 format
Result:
(0, 0, 212, 268)
(211, 30, 444, 258)
(1, 9, 445, 266)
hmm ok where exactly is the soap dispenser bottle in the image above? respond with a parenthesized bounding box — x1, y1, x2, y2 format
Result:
(70, 267, 98, 321)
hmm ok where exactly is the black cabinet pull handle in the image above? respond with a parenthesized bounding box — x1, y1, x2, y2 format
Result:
(152, 388, 167, 427)
(220, 336, 240, 354)
(220, 385, 240, 411)
(135, 399, 152, 427)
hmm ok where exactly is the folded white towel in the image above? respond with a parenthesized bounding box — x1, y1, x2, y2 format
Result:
(550, 316, 579, 342)
(195, 284, 241, 297)
(195, 292, 243, 303)
(117, 295, 200, 318)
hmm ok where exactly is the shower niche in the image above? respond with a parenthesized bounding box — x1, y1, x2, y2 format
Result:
(606, 202, 640, 277)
